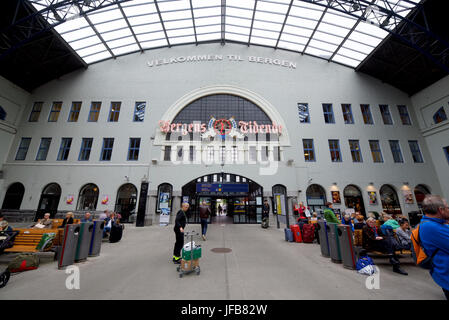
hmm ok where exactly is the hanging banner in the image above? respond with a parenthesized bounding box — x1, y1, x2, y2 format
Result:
(66, 195, 74, 205)
(402, 190, 414, 204)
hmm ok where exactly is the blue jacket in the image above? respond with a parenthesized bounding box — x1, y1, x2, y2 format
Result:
(419, 216, 449, 291)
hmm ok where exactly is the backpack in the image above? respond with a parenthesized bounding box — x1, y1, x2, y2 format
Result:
(7, 253, 40, 273)
(410, 222, 438, 270)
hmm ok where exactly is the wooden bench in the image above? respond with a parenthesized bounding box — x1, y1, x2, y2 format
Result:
(36, 218, 81, 229)
(4, 229, 59, 253)
(353, 229, 412, 258)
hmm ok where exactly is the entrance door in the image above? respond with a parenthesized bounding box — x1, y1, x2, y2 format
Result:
(115, 183, 138, 223)
(36, 183, 61, 220)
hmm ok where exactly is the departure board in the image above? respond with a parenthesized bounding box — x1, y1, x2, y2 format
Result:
(196, 183, 249, 195)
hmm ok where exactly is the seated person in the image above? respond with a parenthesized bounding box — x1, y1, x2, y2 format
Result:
(380, 213, 400, 235)
(59, 212, 74, 228)
(341, 214, 354, 231)
(309, 212, 318, 223)
(31, 213, 53, 229)
(0, 213, 10, 231)
(103, 212, 116, 238)
(353, 214, 366, 230)
(81, 212, 93, 223)
(362, 218, 407, 275)
(395, 219, 412, 250)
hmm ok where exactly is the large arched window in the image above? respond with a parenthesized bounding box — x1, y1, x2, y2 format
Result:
(414, 184, 431, 209)
(36, 183, 61, 219)
(380, 184, 402, 217)
(77, 183, 99, 211)
(306, 184, 327, 214)
(115, 183, 138, 223)
(343, 184, 366, 216)
(2, 182, 25, 210)
(167, 94, 277, 142)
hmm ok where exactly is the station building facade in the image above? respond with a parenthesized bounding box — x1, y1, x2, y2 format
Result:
(0, 43, 448, 225)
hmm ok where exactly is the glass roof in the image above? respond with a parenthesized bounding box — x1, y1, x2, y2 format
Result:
(29, 0, 421, 67)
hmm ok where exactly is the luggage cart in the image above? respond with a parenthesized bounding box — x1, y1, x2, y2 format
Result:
(176, 231, 201, 278)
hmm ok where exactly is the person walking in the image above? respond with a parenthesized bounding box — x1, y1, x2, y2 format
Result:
(262, 199, 270, 228)
(323, 202, 340, 224)
(173, 203, 189, 264)
(418, 195, 449, 300)
(199, 201, 211, 240)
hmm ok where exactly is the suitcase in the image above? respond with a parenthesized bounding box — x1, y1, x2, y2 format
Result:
(284, 228, 294, 242)
(109, 223, 124, 243)
(290, 225, 302, 243)
(302, 224, 315, 243)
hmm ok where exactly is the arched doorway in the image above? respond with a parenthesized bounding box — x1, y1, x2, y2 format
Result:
(306, 184, 327, 215)
(414, 184, 431, 209)
(77, 183, 99, 211)
(1, 182, 25, 210)
(343, 184, 366, 217)
(115, 183, 138, 223)
(36, 183, 61, 220)
(182, 173, 263, 224)
(273, 184, 288, 226)
(380, 184, 402, 217)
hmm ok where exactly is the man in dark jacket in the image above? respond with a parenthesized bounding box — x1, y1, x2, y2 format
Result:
(173, 203, 189, 264)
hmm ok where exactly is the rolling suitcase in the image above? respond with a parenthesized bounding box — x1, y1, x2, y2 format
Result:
(302, 224, 315, 243)
(290, 225, 302, 243)
(284, 228, 294, 242)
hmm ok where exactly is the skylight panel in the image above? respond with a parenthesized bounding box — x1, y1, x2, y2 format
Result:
(283, 25, 313, 39)
(280, 30, 310, 43)
(290, 3, 324, 20)
(286, 15, 321, 30)
(277, 41, 305, 52)
(193, 5, 221, 18)
(88, 6, 123, 24)
(106, 36, 136, 49)
(332, 54, 360, 67)
(227, 16, 252, 28)
(317, 22, 352, 38)
(166, 28, 195, 38)
(308, 39, 338, 54)
(226, 25, 251, 37)
(305, 46, 333, 60)
(77, 43, 108, 58)
(111, 43, 140, 56)
(95, 19, 128, 33)
(194, 16, 221, 27)
(251, 35, 277, 47)
(69, 35, 101, 50)
(59, 27, 96, 43)
(313, 31, 344, 47)
(101, 28, 133, 42)
(136, 31, 166, 42)
(169, 35, 196, 45)
(253, 19, 283, 33)
(122, 2, 156, 16)
(227, 0, 256, 10)
(196, 33, 221, 42)
(252, 28, 280, 40)
(55, 17, 89, 35)
(140, 38, 169, 49)
(82, 51, 112, 64)
(335, 47, 367, 62)
(227, 6, 253, 20)
(132, 23, 164, 35)
(343, 39, 375, 55)
(164, 19, 194, 30)
(322, 11, 357, 29)
(128, 14, 160, 26)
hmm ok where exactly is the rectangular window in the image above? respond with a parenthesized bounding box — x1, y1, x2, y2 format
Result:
(57, 138, 72, 161)
(100, 138, 114, 161)
(134, 102, 146, 122)
(164, 146, 171, 161)
(380, 104, 393, 125)
(108, 102, 121, 122)
(409, 140, 423, 163)
(397, 105, 411, 125)
(274, 146, 281, 161)
(232, 146, 238, 162)
(220, 146, 226, 163)
(29, 102, 43, 122)
(88, 102, 101, 122)
(249, 146, 257, 162)
(302, 139, 315, 162)
(349, 140, 363, 163)
(342, 104, 354, 124)
(328, 139, 342, 162)
(68, 102, 82, 122)
(189, 146, 195, 162)
(369, 140, 383, 163)
(128, 137, 140, 161)
(177, 146, 183, 161)
(79, 138, 93, 161)
(36, 138, 51, 161)
(323, 104, 335, 124)
(389, 140, 403, 163)
(443, 146, 449, 164)
(361, 104, 374, 125)
(298, 103, 310, 123)
(15, 138, 31, 160)
(261, 146, 269, 161)
(48, 102, 62, 122)
(207, 146, 215, 162)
